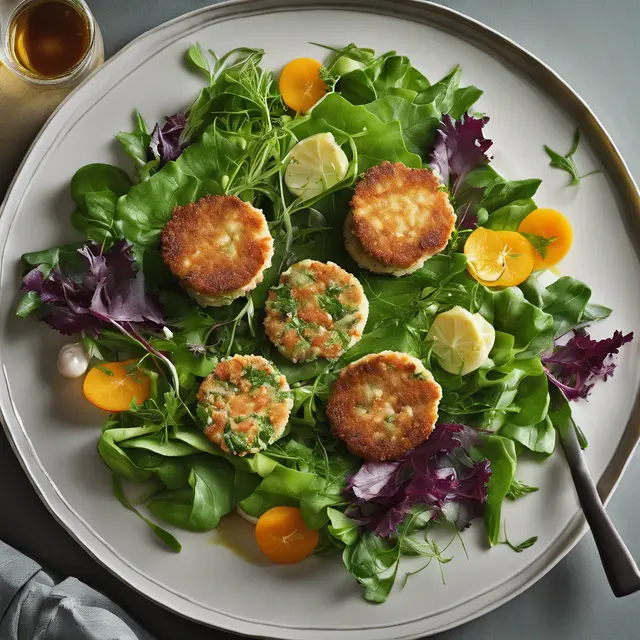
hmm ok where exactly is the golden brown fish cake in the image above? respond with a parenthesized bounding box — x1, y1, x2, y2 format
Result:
(264, 259, 369, 363)
(347, 162, 455, 273)
(161, 194, 273, 307)
(327, 351, 442, 461)
(197, 355, 293, 456)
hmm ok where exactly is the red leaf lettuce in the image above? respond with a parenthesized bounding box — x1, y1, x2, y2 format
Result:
(543, 328, 633, 401)
(21, 240, 163, 336)
(428, 114, 493, 196)
(347, 423, 491, 537)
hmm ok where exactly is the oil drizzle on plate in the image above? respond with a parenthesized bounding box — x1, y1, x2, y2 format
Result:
(209, 514, 270, 565)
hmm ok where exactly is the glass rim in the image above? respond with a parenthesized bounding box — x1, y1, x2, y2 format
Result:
(2, 0, 96, 87)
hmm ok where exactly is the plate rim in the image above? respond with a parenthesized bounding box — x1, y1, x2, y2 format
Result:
(1, 1, 639, 638)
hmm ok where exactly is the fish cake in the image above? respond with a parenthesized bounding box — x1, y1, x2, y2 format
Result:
(327, 351, 442, 461)
(161, 194, 273, 307)
(197, 355, 293, 456)
(264, 259, 368, 363)
(346, 162, 455, 275)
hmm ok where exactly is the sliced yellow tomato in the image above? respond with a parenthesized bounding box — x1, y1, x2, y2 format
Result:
(279, 57, 327, 113)
(83, 359, 150, 412)
(255, 506, 319, 564)
(518, 207, 573, 270)
(465, 227, 535, 287)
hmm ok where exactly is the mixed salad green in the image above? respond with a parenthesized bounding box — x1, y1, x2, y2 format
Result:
(16, 43, 632, 603)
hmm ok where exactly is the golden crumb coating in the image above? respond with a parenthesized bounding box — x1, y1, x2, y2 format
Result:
(347, 162, 455, 272)
(327, 351, 442, 461)
(161, 194, 273, 306)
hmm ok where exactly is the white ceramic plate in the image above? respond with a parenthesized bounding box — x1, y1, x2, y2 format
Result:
(1, 1, 640, 638)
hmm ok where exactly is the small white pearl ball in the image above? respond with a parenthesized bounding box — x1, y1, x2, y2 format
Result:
(57, 342, 90, 379)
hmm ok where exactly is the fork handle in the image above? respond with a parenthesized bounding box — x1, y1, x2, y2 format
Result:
(560, 424, 640, 597)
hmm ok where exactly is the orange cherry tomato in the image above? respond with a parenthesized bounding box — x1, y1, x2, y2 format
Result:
(464, 227, 535, 287)
(279, 58, 327, 113)
(518, 207, 573, 270)
(83, 359, 150, 412)
(255, 506, 319, 564)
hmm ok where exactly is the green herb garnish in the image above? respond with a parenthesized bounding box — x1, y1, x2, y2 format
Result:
(520, 232, 556, 258)
(506, 479, 540, 500)
(544, 127, 600, 186)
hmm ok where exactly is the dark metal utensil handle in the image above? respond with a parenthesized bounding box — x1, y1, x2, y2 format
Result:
(559, 424, 640, 597)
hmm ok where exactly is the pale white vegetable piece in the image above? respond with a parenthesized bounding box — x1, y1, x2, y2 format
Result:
(284, 132, 349, 201)
(57, 342, 90, 379)
(427, 306, 495, 375)
(236, 505, 259, 525)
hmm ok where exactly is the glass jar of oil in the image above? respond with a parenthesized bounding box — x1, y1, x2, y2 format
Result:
(2, 0, 102, 86)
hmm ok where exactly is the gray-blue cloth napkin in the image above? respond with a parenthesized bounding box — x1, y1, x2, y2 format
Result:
(0, 540, 155, 640)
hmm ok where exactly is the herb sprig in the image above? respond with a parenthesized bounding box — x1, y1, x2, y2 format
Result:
(544, 127, 600, 186)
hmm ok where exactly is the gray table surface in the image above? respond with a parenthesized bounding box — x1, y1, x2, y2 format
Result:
(1, 0, 639, 638)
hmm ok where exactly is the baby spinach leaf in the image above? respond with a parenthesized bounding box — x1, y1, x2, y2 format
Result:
(548, 385, 588, 449)
(483, 198, 537, 231)
(544, 277, 592, 337)
(480, 286, 554, 358)
(342, 533, 400, 603)
(70, 164, 132, 244)
(507, 373, 550, 427)
(115, 109, 152, 174)
(98, 424, 162, 482)
(16, 291, 42, 317)
(474, 435, 517, 546)
(479, 179, 541, 214)
(520, 273, 610, 337)
(300, 485, 344, 530)
(239, 491, 298, 518)
(71, 163, 132, 203)
(147, 456, 237, 531)
(254, 464, 318, 499)
(291, 93, 421, 171)
(112, 475, 182, 552)
(364, 95, 440, 156)
(501, 416, 556, 455)
(121, 436, 198, 457)
(71, 190, 119, 244)
(116, 124, 242, 246)
(327, 508, 360, 546)
(582, 303, 612, 324)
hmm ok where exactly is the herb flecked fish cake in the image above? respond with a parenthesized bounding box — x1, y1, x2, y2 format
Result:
(264, 259, 369, 363)
(197, 355, 293, 456)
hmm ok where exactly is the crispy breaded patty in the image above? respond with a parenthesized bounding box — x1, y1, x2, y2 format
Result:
(264, 260, 368, 363)
(197, 355, 293, 456)
(327, 351, 442, 461)
(161, 194, 274, 307)
(346, 162, 455, 275)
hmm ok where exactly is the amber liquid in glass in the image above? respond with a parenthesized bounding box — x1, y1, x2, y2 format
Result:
(10, 0, 90, 79)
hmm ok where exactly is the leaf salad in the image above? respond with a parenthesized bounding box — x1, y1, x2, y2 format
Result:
(16, 43, 633, 603)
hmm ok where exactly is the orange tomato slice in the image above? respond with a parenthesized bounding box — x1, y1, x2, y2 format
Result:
(465, 227, 535, 287)
(255, 506, 319, 564)
(279, 58, 327, 113)
(83, 359, 150, 412)
(517, 207, 573, 270)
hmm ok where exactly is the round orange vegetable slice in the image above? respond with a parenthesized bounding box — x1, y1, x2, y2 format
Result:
(255, 506, 319, 564)
(279, 58, 327, 113)
(518, 207, 573, 270)
(83, 359, 151, 412)
(465, 227, 535, 287)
